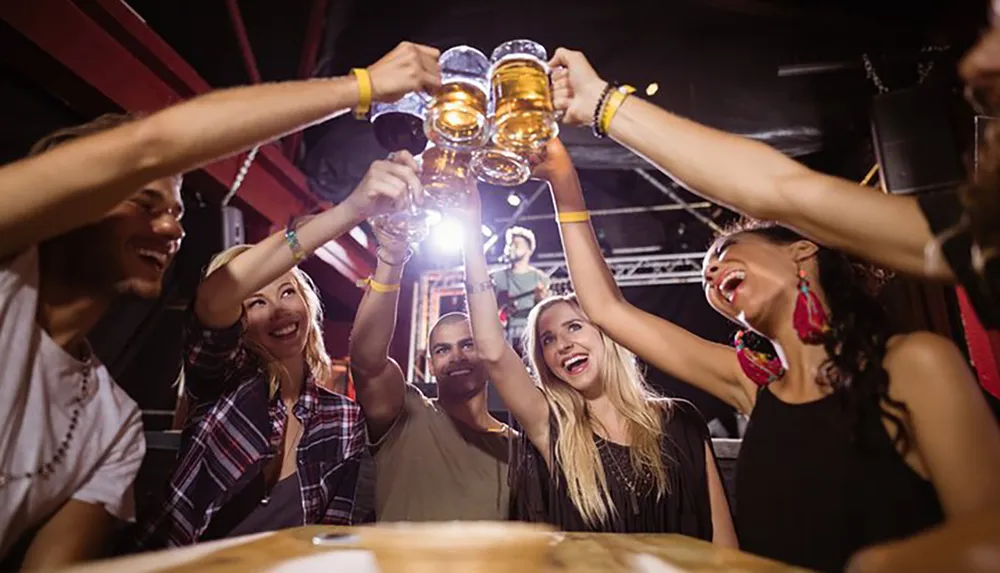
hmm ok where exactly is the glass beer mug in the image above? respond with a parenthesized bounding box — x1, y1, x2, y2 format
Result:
(368, 203, 439, 246)
(488, 40, 558, 152)
(371, 91, 430, 155)
(425, 46, 491, 150)
(368, 149, 441, 245)
(420, 144, 475, 211)
(471, 40, 556, 187)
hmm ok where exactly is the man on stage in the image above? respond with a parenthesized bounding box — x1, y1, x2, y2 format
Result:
(490, 226, 550, 354)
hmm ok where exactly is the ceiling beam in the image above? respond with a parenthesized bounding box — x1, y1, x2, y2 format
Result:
(0, 0, 373, 303)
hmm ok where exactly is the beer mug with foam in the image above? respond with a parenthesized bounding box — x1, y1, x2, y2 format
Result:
(371, 91, 431, 155)
(488, 40, 558, 152)
(425, 46, 491, 150)
(471, 40, 555, 186)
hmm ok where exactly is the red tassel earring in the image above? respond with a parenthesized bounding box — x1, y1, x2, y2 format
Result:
(734, 330, 785, 386)
(792, 268, 831, 344)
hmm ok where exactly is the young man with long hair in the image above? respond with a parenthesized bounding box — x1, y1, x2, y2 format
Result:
(0, 40, 440, 568)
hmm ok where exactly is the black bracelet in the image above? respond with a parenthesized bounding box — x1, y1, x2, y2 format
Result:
(591, 82, 616, 139)
(376, 247, 411, 267)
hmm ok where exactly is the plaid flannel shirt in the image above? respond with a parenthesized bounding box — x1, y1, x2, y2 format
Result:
(135, 314, 369, 549)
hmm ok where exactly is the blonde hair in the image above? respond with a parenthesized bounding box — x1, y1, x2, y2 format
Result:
(204, 245, 333, 397)
(524, 294, 669, 526)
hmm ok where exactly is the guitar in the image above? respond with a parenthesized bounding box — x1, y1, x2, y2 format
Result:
(495, 288, 544, 328)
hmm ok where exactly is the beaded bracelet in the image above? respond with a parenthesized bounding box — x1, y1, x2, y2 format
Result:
(591, 82, 616, 138)
(599, 85, 636, 136)
(284, 228, 306, 262)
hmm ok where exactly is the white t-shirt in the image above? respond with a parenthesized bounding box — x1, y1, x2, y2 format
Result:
(0, 249, 145, 559)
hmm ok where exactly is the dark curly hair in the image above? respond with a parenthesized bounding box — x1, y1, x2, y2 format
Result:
(720, 219, 910, 454)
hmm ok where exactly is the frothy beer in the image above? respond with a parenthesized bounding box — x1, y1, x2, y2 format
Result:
(427, 80, 489, 145)
(490, 54, 557, 153)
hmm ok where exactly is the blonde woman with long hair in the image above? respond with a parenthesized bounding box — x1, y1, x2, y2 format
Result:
(459, 182, 736, 542)
(136, 153, 423, 547)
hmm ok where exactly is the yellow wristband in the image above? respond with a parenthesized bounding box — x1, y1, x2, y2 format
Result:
(557, 211, 591, 224)
(600, 85, 635, 136)
(351, 68, 372, 119)
(357, 277, 400, 293)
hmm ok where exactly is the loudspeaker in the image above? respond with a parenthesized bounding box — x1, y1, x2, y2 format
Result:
(220, 205, 245, 249)
(870, 86, 965, 195)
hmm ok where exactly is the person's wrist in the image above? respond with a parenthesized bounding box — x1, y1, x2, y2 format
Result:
(581, 79, 609, 126)
(340, 194, 368, 223)
(377, 245, 410, 266)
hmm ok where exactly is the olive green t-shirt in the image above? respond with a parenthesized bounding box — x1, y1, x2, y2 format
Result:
(372, 385, 511, 522)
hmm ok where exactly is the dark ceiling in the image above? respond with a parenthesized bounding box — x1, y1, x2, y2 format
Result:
(85, 0, 986, 265)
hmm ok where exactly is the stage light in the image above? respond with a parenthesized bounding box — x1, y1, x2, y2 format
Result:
(481, 224, 493, 237)
(646, 82, 659, 96)
(430, 217, 464, 253)
(507, 192, 522, 207)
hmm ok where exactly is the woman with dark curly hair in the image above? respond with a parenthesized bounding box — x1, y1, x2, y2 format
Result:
(544, 47, 1000, 330)
(535, 138, 1000, 572)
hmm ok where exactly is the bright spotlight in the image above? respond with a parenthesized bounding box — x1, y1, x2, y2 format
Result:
(645, 82, 659, 96)
(507, 193, 522, 207)
(430, 217, 464, 253)
(481, 224, 493, 237)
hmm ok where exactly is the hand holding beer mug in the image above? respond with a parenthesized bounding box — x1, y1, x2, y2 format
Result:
(425, 46, 491, 149)
(367, 41, 442, 103)
(471, 39, 558, 186)
(365, 151, 439, 245)
(548, 48, 609, 127)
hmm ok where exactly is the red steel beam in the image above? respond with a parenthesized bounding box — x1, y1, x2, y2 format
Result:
(283, 0, 330, 160)
(0, 0, 373, 298)
(224, 0, 263, 84)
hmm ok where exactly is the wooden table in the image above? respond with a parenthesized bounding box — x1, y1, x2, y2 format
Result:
(57, 526, 811, 573)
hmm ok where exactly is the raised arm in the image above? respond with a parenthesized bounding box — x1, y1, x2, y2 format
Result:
(886, 332, 1000, 519)
(535, 139, 754, 414)
(548, 49, 942, 281)
(461, 187, 550, 449)
(348, 222, 414, 440)
(0, 41, 440, 259)
(196, 153, 422, 330)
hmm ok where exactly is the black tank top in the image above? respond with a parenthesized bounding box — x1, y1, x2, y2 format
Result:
(736, 386, 943, 572)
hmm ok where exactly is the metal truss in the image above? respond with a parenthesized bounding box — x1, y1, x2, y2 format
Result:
(421, 251, 707, 293)
(533, 251, 707, 288)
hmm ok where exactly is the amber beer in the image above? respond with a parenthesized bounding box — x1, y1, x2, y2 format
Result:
(420, 145, 474, 210)
(426, 80, 488, 146)
(490, 55, 557, 153)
